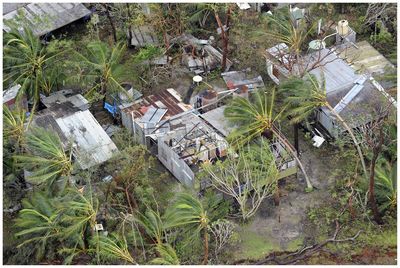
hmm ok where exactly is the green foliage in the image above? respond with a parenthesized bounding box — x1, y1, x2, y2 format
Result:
(14, 127, 73, 188)
(3, 24, 67, 112)
(3, 105, 26, 149)
(224, 88, 284, 147)
(14, 191, 60, 261)
(73, 41, 127, 102)
(132, 45, 163, 63)
(150, 243, 180, 265)
(95, 233, 135, 264)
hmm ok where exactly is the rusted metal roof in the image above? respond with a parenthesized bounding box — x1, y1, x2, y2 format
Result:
(121, 88, 191, 121)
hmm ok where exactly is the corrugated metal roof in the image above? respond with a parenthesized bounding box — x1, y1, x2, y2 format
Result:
(308, 49, 360, 94)
(56, 110, 118, 169)
(200, 106, 234, 137)
(3, 3, 91, 36)
(337, 40, 395, 75)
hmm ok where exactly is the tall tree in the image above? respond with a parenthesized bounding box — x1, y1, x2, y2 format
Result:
(202, 140, 279, 220)
(224, 88, 313, 190)
(3, 25, 66, 124)
(279, 74, 369, 181)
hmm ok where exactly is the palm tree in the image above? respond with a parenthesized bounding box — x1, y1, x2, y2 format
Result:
(134, 208, 165, 246)
(279, 73, 368, 181)
(96, 233, 135, 264)
(374, 159, 397, 212)
(73, 41, 128, 102)
(164, 193, 210, 264)
(3, 24, 66, 124)
(3, 104, 27, 151)
(150, 243, 180, 265)
(13, 127, 73, 188)
(224, 88, 313, 190)
(14, 191, 61, 261)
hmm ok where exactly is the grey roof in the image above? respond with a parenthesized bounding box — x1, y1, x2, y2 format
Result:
(41, 90, 89, 111)
(200, 106, 234, 137)
(56, 110, 118, 169)
(33, 95, 118, 169)
(3, 3, 27, 15)
(127, 25, 158, 47)
(221, 70, 265, 90)
(307, 49, 361, 94)
(3, 3, 91, 36)
(3, 84, 21, 103)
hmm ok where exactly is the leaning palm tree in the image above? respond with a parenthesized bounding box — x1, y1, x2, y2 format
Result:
(14, 127, 73, 187)
(14, 191, 61, 261)
(73, 41, 128, 102)
(279, 73, 368, 180)
(133, 208, 165, 246)
(95, 233, 135, 264)
(3, 24, 65, 125)
(164, 193, 210, 264)
(224, 88, 313, 190)
(150, 243, 180, 265)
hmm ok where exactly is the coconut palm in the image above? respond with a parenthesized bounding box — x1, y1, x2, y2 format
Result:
(73, 41, 128, 102)
(164, 193, 210, 264)
(13, 127, 73, 188)
(224, 88, 313, 190)
(3, 24, 65, 124)
(279, 73, 368, 180)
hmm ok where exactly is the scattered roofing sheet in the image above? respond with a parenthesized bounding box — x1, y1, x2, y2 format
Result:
(120, 88, 192, 128)
(3, 84, 21, 104)
(3, 3, 91, 36)
(221, 70, 265, 90)
(337, 40, 395, 75)
(127, 25, 158, 47)
(41, 90, 89, 110)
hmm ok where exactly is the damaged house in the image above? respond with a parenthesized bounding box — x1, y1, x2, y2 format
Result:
(265, 21, 396, 139)
(32, 90, 119, 170)
(171, 34, 233, 74)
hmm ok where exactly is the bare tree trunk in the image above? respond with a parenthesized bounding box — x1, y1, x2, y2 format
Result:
(126, 4, 132, 45)
(326, 104, 368, 181)
(102, 4, 117, 43)
(272, 128, 313, 190)
(214, 10, 230, 71)
(368, 128, 383, 224)
(203, 230, 209, 264)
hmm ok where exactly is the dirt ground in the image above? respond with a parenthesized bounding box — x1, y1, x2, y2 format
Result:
(228, 134, 337, 263)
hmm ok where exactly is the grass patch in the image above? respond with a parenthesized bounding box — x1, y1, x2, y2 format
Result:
(233, 228, 281, 261)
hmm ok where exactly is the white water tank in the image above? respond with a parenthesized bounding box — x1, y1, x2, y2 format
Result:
(338, 20, 349, 37)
